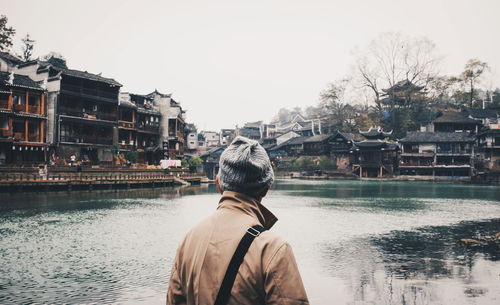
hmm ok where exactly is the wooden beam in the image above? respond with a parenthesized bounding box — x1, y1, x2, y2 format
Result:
(24, 120, 28, 142)
(8, 89, 13, 110)
(40, 121, 44, 143)
(40, 93, 45, 115)
(25, 91, 29, 113)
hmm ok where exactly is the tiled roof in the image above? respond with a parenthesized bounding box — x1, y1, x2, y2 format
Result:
(0, 72, 44, 91)
(399, 131, 476, 143)
(433, 111, 480, 124)
(119, 100, 137, 109)
(462, 108, 499, 119)
(304, 134, 331, 143)
(359, 126, 392, 138)
(0, 52, 23, 66)
(50, 66, 122, 87)
(354, 140, 387, 148)
(478, 128, 500, 136)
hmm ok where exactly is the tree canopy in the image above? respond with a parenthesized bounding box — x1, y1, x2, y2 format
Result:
(0, 15, 16, 51)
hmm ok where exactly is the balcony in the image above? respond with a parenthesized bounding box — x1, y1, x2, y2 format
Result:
(436, 149, 472, 155)
(28, 105, 40, 114)
(119, 121, 135, 129)
(28, 132, 39, 142)
(399, 162, 433, 167)
(61, 135, 113, 145)
(168, 130, 184, 140)
(13, 104, 26, 112)
(434, 163, 471, 167)
(13, 132, 25, 141)
(60, 108, 117, 122)
(61, 84, 118, 102)
(0, 129, 12, 137)
(0, 100, 9, 109)
(137, 124, 160, 133)
(119, 143, 135, 150)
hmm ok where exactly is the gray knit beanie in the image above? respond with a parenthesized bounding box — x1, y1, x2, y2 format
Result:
(218, 136, 274, 197)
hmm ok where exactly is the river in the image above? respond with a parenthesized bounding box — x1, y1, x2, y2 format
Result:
(0, 180, 499, 304)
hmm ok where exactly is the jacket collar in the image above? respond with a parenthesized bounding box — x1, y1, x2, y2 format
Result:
(217, 191, 278, 230)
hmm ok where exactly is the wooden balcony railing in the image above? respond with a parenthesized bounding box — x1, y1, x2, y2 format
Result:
(62, 83, 118, 100)
(28, 133, 39, 142)
(1, 129, 12, 137)
(119, 121, 135, 129)
(0, 100, 9, 109)
(28, 105, 40, 114)
(13, 104, 26, 112)
(61, 135, 113, 145)
(119, 144, 134, 150)
(13, 132, 25, 140)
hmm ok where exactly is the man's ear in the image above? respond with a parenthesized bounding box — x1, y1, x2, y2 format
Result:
(215, 175, 224, 194)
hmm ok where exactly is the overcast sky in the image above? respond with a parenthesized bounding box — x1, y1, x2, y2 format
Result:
(3, 0, 500, 131)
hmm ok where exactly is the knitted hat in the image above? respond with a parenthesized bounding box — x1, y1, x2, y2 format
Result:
(218, 136, 274, 197)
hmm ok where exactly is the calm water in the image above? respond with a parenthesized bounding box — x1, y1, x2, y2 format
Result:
(0, 180, 499, 304)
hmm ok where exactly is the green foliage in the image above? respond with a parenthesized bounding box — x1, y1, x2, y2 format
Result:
(182, 156, 203, 171)
(0, 15, 15, 51)
(317, 156, 336, 169)
(124, 151, 138, 163)
(291, 157, 314, 169)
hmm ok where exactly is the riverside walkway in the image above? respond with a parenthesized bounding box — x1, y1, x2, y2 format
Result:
(0, 167, 205, 192)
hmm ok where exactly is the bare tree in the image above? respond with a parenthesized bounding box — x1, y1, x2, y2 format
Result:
(20, 33, 35, 61)
(460, 59, 489, 106)
(354, 32, 441, 110)
(319, 79, 358, 132)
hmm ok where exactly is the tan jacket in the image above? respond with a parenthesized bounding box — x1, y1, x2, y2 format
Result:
(167, 191, 309, 305)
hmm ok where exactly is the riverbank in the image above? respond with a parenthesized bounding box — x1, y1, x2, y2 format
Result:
(276, 169, 500, 185)
(0, 167, 207, 192)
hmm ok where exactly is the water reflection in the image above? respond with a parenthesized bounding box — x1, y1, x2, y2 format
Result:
(320, 219, 500, 304)
(275, 180, 500, 202)
(0, 179, 499, 304)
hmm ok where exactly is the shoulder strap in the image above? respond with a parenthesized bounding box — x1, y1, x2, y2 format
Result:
(214, 225, 266, 305)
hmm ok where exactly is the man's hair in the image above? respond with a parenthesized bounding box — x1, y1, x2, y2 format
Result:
(218, 136, 274, 197)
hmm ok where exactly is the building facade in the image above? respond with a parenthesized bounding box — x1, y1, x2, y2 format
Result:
(0, 72, 47, 165)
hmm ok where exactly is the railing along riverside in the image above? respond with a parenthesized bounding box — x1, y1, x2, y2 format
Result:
(0, 168, 194, 183)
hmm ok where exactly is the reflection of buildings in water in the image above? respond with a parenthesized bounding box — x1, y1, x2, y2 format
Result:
(319, 219, 500, 304)
(1, 184, 218, 212)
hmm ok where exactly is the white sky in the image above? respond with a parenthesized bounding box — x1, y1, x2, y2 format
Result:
(3, 0, 500, 131)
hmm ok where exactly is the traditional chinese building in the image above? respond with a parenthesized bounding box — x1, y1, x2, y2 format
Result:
(0, 72, 47, 165)
(328, 131, 356, 170)
(200, 146, 226, 179)
(131, 93, 162, 164)
(147, 90, 186, 159)
(399, 132, 475, 179)
(352, 127, 398, 178)
(0, 52, 23, 72)
(17, 60, 122, 164)
(477, 128, 500, 171)
(431, 111, 481, 133)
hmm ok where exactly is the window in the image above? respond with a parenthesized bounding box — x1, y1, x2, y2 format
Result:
(28, 94, 40, 106)
(12, 92, 26, 105)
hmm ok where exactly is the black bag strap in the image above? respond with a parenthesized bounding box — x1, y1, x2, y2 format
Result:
(214, 224, 266, 305)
